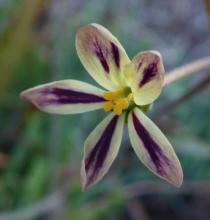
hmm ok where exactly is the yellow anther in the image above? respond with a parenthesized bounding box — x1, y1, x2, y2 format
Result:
(116, 98, 129, 109)
(103, 101, 113, 112)
(113, 105, 123, 116)
(103, 89, 134, 115)
(103, 89, 124, 101)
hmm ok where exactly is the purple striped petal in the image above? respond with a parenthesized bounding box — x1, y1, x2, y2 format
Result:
(38, 87, 105, 105)
(21, 80, 106, 114)
(85, 116, 117, 184)
(76, 23, 130, 90)
(126, 51, 164, 105)
(139, 62, 159, 87)
(81, 113, 125, 191)
(132, 113, 170, 176)
(93, 38, 110, 73)
(128, 108, 183, 187)
(111, 42, 120, 68)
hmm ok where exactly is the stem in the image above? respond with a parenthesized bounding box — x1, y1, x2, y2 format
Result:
(153, 73, 210, 119)
(164, 56, 210, 87)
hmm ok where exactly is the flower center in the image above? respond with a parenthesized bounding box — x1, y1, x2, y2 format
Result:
(103, 88, 133, 115)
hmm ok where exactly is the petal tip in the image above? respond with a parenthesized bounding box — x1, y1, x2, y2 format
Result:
(174, 180, 183, 188)
(81, 182, 88, 192)
(165, 164, 183, 188)
(20, 87, 44, 111)
(173, 170, 183, 188)
(81, 182, 92, 192)
(20, 90, 28, 100)
(147, 50, 162, 58)
(170, 178, 183, 188)
(80, 161, 93, 192)
(80, 170, 93, 192)
(20, 89, 34, 103)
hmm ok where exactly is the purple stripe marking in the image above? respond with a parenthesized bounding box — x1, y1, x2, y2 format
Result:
(139, 62, 158, 87)
(85, 116, 118, 186)
(93, 39, 110, 73)
(110, 42, 120, 68)
(40, 87, 105, 105)
(132, 112, 170, 176)
(137, 62, 142, 71)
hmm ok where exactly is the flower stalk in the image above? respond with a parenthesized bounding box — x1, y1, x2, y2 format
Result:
(164, 56, 210, 87)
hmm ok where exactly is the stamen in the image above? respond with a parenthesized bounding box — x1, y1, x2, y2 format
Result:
(113, 105, 123, 116)
(103, 101, 113, 112)
(103, 89, 124, 101)
(115, 98, 129, 109)
(103, 90, 133, 115)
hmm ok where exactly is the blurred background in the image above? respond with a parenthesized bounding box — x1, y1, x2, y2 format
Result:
(0, 0, 210, 219)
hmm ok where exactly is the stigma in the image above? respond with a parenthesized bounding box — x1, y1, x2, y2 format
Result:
(103, 89, 133, 115)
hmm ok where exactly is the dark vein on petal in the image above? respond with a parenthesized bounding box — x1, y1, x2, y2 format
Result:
(39, 87, 105, 105)
(110, 42, 120, 68)
(93, 39, 110, 73)
(139, 61, 159, 87)
(137, 62, 142, 71)
(132, 112, 170, 176)
(85, 116, 118, 186)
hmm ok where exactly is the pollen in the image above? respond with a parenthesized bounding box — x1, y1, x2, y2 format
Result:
(113, 105, 123, 115)
(103, 101, 113, 112)
(116, 98, 129, 109)
(103, 89, 133, 115)
(103, 89, 124, 101)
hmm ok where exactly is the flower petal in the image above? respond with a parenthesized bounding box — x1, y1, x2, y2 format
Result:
(76, 23, 130, 90)
(81, 113, 125, 191)
(21, 80, 106, 114)
(128, 108, 183, 187)
(125, 51, 164, 105)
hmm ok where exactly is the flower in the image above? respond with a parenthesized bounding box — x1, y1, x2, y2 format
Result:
(21, 23, 183, 191)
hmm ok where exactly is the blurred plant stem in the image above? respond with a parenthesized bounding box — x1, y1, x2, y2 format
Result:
(164, 56, 210, 87)
(154, 73, 210, 119)
(0, 0, 49, 94)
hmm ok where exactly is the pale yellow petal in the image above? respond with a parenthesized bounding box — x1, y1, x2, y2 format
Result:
(21, 80, 106, 114)
(128, 108, 183, 187)
(81, 113, 125, 191)
(76, 23, 130, 90)
(125, 51, 164, 105)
